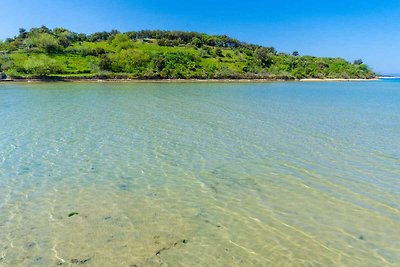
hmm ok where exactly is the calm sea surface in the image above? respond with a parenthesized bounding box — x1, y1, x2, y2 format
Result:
(0, 80, 399, 266)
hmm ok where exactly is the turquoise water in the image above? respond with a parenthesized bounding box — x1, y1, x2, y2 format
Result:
(0, 81, 399, 266)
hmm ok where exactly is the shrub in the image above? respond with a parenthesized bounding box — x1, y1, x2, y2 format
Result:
(23, 55, 62, 76)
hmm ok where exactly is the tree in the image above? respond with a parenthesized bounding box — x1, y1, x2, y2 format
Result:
(111, 33, 134, 50)
(58, 36, 71, 48)
(191, 37, 203, 48)
(18, 28, 27, 38)
(206, 37, 218, 46)
(32, 33, 62, 53)
(110, 29, 120, 37)
(158, 38, 173, 46)
(112, 33, 130, 44)
(36, 25, 51, 34)
(255, 48, 273, 68)
(88, 31, 111, 42)
(292, 51, 299, 57)
(77, 33, 87, 42)
(198, 48, 208, 58)
(353, 59, 363, 65)
(153, 56, 166, 71)
(99, 54, 112, 71)
(215, 48, 223, 57)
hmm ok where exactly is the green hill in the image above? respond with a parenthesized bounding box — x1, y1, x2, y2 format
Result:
(0, 26, 375, 80)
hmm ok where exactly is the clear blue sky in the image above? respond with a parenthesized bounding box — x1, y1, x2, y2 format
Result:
(1, 0, 400, 74)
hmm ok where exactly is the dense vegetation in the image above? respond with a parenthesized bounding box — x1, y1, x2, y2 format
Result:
(0, 26, 375, 80)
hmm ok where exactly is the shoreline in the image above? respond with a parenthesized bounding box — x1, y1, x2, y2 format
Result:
(300, 78, 379, 82)
(0, 78, 379, 83)
(377, 76, 400, 79)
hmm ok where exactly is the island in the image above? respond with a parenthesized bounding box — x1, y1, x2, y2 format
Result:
(0, 26, 375, 81)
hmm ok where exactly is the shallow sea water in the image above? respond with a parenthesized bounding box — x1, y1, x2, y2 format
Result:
(0, 81, 399, 266)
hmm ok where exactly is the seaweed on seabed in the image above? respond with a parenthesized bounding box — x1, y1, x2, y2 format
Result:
(71, 258, 91, 264)
(134, 238, 190, 266)
(57, 257, 91, 265)
(155, 239, 188, 256)
(68, 212, 79, 217)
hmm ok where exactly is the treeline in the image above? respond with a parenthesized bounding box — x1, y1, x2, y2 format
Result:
(0, 26, 375, 80)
